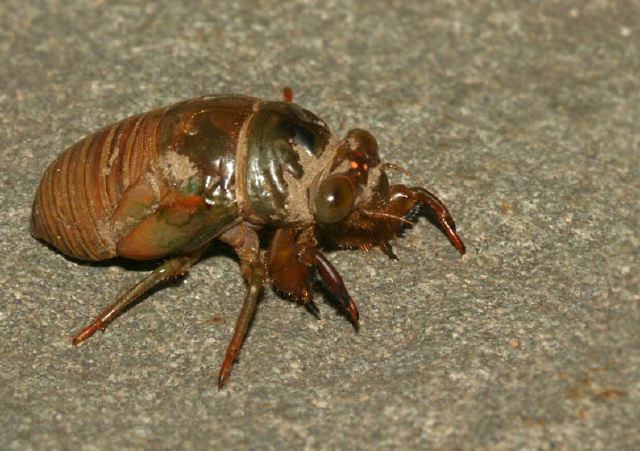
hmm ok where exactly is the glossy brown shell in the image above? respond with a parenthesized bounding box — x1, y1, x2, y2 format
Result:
(31, 96, 259, 260)
(31, 108, 168, 260)
(30, 95, 332, 261)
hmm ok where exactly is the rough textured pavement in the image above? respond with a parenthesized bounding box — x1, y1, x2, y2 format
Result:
(1, 1, 638, 449)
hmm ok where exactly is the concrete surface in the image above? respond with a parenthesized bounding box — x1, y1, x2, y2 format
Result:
(1, 0, 638, 449)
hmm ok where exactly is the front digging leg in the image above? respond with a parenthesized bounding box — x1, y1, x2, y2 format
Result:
(386, 184, 466, 255)
(267, 228, 359, 326)
(323, 184, 466, 259)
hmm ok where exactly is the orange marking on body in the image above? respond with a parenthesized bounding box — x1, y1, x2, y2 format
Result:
(350, 161, 358, 169)
(175, 195, 204, 211)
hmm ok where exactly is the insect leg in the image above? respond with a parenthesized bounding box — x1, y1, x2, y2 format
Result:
(267, 228, 312, 301)
(217, 259, 264, 389)
(217, 224, 265, 389)
(385, 184, 466, 255)
(326, 184, 465, 259)
(267, 228, 358, 325)
(72, 254, 201, 345)
(267, 228, 321, 316)
(408, 186, 466, 255)
(299, 247, 360, 327)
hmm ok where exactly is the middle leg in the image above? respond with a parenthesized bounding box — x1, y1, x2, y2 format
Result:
(217, 224, 266, 389)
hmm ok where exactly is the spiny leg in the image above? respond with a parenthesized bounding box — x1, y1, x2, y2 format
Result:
(217, 259, 265, 389)
(217, 224, 265, 389)
(267, 228, 359, 326)
(72, 254, 201, 345)
(266, 228, 316, 312)
(299, 247, 359, 326)
(321, 181, 465, 261)
(387, 184, 466, 255)
(409, 186, 466, 255)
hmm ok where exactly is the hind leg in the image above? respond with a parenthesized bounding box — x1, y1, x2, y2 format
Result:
(72, 253, 202, 345)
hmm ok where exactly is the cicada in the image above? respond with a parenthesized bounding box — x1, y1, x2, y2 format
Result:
(31, 89, 465, 388)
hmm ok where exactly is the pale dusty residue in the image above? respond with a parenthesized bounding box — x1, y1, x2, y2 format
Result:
(102, 153, 175, 250)
(96, 218, 117, 255)
(158, 151, 199, 188)
(234, 99, 264, 218)
(144, 170, 162, 200)
(285, 134, 341, 225)
(100, 124, 120, 177)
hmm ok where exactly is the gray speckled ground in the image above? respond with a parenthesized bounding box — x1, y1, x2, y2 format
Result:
(1, 0, 639, 449)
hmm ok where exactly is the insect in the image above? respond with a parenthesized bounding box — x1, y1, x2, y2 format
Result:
(31, 89, 466, 388)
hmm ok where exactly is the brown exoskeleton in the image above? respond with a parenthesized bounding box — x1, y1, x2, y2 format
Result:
(31, 89, 465, 388)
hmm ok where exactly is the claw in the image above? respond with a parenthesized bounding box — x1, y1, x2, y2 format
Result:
(305, 298, 321, 318)
(441, 220, 466, 255)
(379, 241, 398, 260)
(410, 187, 466, 255)
(300, 248, 360, 327)
(345, 298, 360, 326)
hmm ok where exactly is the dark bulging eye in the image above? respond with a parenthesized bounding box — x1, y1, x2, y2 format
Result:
(314, 175, 355, 224)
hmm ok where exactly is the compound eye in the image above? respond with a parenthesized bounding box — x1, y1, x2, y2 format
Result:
(314, 175, 355, 224)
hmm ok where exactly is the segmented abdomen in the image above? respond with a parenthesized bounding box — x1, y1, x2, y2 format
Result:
(31, 108, 167, 260)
